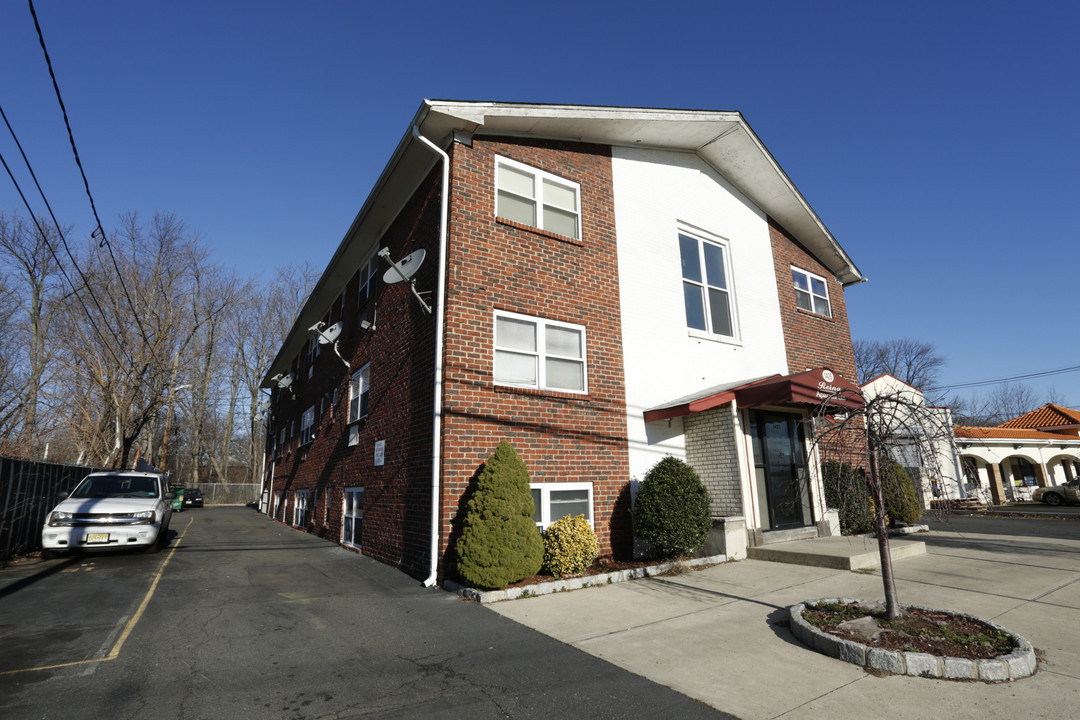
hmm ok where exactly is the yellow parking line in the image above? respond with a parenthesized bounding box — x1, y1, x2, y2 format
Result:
(0, 515, 193, 676)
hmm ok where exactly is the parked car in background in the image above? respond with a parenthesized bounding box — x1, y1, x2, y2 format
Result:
(41, 471, 173, 557)
(1033, 479, 1080, 506)
(183, 488, 204, 508)
(170, 485, 184, 512)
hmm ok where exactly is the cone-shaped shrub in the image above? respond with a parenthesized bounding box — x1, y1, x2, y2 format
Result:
(455, 441, 544, 589)
(633, 456, 711, 559)
(822, 460, 875, 535)
(880, 458, 922, 526)
(542, 514, 599, 578)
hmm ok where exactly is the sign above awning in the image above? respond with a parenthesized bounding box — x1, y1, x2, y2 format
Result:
(643, 367, 863, 423)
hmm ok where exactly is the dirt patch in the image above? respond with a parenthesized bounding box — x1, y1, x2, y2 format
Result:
(802, 601, 1015, 660)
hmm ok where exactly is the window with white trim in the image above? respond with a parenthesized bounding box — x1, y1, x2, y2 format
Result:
(679, 231, 735, 338)
(495, 157, 581, 239)
(530, 482, 593, 530)
(494, 311, 586, 393)
(357, 254, 380, 307)
(348, 364, 371, 423)
(791, 267, 832, 317)
(293, 489, 309, 527)
(299, 406, 315, 446)
(342, 487, 364, 547)
(305, 335, 319, 378)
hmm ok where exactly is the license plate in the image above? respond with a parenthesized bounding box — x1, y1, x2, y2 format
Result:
(85, 533, 110, 544)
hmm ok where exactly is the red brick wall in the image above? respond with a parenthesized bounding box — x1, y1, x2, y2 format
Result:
(768, 219, 859, 383)
(267, 168, 443, 579)
(438, 136, 632, 572)
(768, 218, 868, 468)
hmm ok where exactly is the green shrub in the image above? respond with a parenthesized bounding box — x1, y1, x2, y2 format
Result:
(879, 458, 922, 526)
(632, 456, 711, 559)
(542, 514, 599, 578)
(455, 441, 544, 590)
(822, 460, 875, 535)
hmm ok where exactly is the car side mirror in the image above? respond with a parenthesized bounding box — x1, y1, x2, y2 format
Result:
(165, 492, 176, 500)
(56, 491, 69, 502)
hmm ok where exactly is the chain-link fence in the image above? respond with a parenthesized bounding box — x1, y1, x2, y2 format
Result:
(184, 483, 261, 506)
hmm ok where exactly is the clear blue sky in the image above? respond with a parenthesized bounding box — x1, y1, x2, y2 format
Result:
(2, 1, 1078, 407)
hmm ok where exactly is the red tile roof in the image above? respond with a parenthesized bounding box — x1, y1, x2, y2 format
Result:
(998, 403, 1080, 431)
(955, 426, 1080, 441)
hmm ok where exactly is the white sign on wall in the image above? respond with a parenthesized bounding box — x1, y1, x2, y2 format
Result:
(374, 439, 385, 467)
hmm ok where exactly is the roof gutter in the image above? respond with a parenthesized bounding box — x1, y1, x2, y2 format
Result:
(412, 124, 449, 588)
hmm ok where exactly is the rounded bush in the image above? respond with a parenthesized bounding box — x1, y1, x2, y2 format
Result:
(542, 514, 599, 578)
(455, 441, 544, 590)
(880, 458, 922, 526)
(822, 460, 876, 535)
(633, 456, 711, 559)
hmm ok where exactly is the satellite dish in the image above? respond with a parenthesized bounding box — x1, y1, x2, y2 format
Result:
(277, 373, 294, 389)
(382, 248, 426, 284)
(317, 321, 343, 345)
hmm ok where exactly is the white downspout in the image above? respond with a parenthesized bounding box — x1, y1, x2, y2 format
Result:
(412, 125, 449, 588)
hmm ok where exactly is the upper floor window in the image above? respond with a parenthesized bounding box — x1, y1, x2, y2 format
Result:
(494, 311, 586, 393)
(679, 232, 735, 338)
(495, 157, 580, 240)
(300, 406, 315, 446)
(358, 254, 380, 307)
(348, 364, 371, 423)
(792, 267, 832, 317)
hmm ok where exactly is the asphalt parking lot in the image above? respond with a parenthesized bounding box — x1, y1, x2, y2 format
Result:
(0, 507, 730, 720)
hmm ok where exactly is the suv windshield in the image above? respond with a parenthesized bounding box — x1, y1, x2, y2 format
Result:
(70, 475, 160, 499)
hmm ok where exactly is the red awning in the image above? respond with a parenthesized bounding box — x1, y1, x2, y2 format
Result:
(643, 367, 862, 423)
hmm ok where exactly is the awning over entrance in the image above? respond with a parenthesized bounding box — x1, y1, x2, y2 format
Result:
(643, 367, 862, 423)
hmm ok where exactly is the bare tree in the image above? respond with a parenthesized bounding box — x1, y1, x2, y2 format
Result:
(811, 384, 953, 620)
(53, 212, 227, 469)
(0, 213, 68, 453)
(853, 338, 946, 398)
(952, 382, 1057, 426)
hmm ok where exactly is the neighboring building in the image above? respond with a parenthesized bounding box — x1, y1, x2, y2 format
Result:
(260, 101, 865, 583)
(859, 374, 965, 507)
(956, 404, 1080, 504)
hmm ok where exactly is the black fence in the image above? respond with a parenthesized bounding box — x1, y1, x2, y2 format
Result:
(0, 457, 102, 562)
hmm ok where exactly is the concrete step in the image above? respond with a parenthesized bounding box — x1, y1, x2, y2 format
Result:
(747, 535, 927, 571)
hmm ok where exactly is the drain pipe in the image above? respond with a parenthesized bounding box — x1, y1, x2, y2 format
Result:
(412, 125, 449, 588)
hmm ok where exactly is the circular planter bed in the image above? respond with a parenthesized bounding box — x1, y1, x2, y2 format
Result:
(788, 597, 1037, 682)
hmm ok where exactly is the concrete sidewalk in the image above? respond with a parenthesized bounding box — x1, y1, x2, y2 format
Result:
(488, 530, 1080, 720)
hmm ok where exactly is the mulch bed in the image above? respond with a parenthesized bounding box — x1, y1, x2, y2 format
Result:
(803, 602, 1016, 660)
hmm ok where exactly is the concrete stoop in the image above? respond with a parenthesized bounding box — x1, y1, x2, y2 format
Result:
(747, 536, 926, 571)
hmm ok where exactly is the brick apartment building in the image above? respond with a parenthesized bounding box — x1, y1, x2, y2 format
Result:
(261, 101, 865, 584)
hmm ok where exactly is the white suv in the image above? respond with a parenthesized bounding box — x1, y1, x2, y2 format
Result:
(41, 471, 174, 557)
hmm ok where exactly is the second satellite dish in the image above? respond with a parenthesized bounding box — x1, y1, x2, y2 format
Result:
(317, 321, 343, 345)
(382, 248, 426, 284)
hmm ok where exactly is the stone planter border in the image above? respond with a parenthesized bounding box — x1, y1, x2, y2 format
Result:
(788, 597, 1037, 682)
(444, 553, 728, 604)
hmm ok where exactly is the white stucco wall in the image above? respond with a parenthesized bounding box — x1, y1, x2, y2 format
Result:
(610, 147, 789, 481)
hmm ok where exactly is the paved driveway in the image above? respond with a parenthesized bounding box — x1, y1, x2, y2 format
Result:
(1, 507, 730, 719)
(490, 517, 1080, 720)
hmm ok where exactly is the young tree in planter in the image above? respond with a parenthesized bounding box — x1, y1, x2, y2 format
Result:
(455, 441, 544, 590)
(811, 383, 953, 620)
(633, 456, 711, 559)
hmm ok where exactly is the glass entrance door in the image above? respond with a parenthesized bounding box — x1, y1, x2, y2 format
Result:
(749, 411, 812, 531)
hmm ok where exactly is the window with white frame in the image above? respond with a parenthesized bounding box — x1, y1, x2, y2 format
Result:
(494, 311, 586, 393)
(357, 254, 380, 307)
(272, 489, 283, 519)
(530, 482, 593, 530)
(348, 364, 371, 422)
(791, 267, 832, 317)
(305, 335, 319, 377)
(495, 157, 581, 239)
(679, 231, 735, 338)
(299, 406, 315, 446)
(293, 489, 309, 527)
(342, 487, 364, 547)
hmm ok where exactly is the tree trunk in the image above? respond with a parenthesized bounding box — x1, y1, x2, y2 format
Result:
(868, 446, 901, 619)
